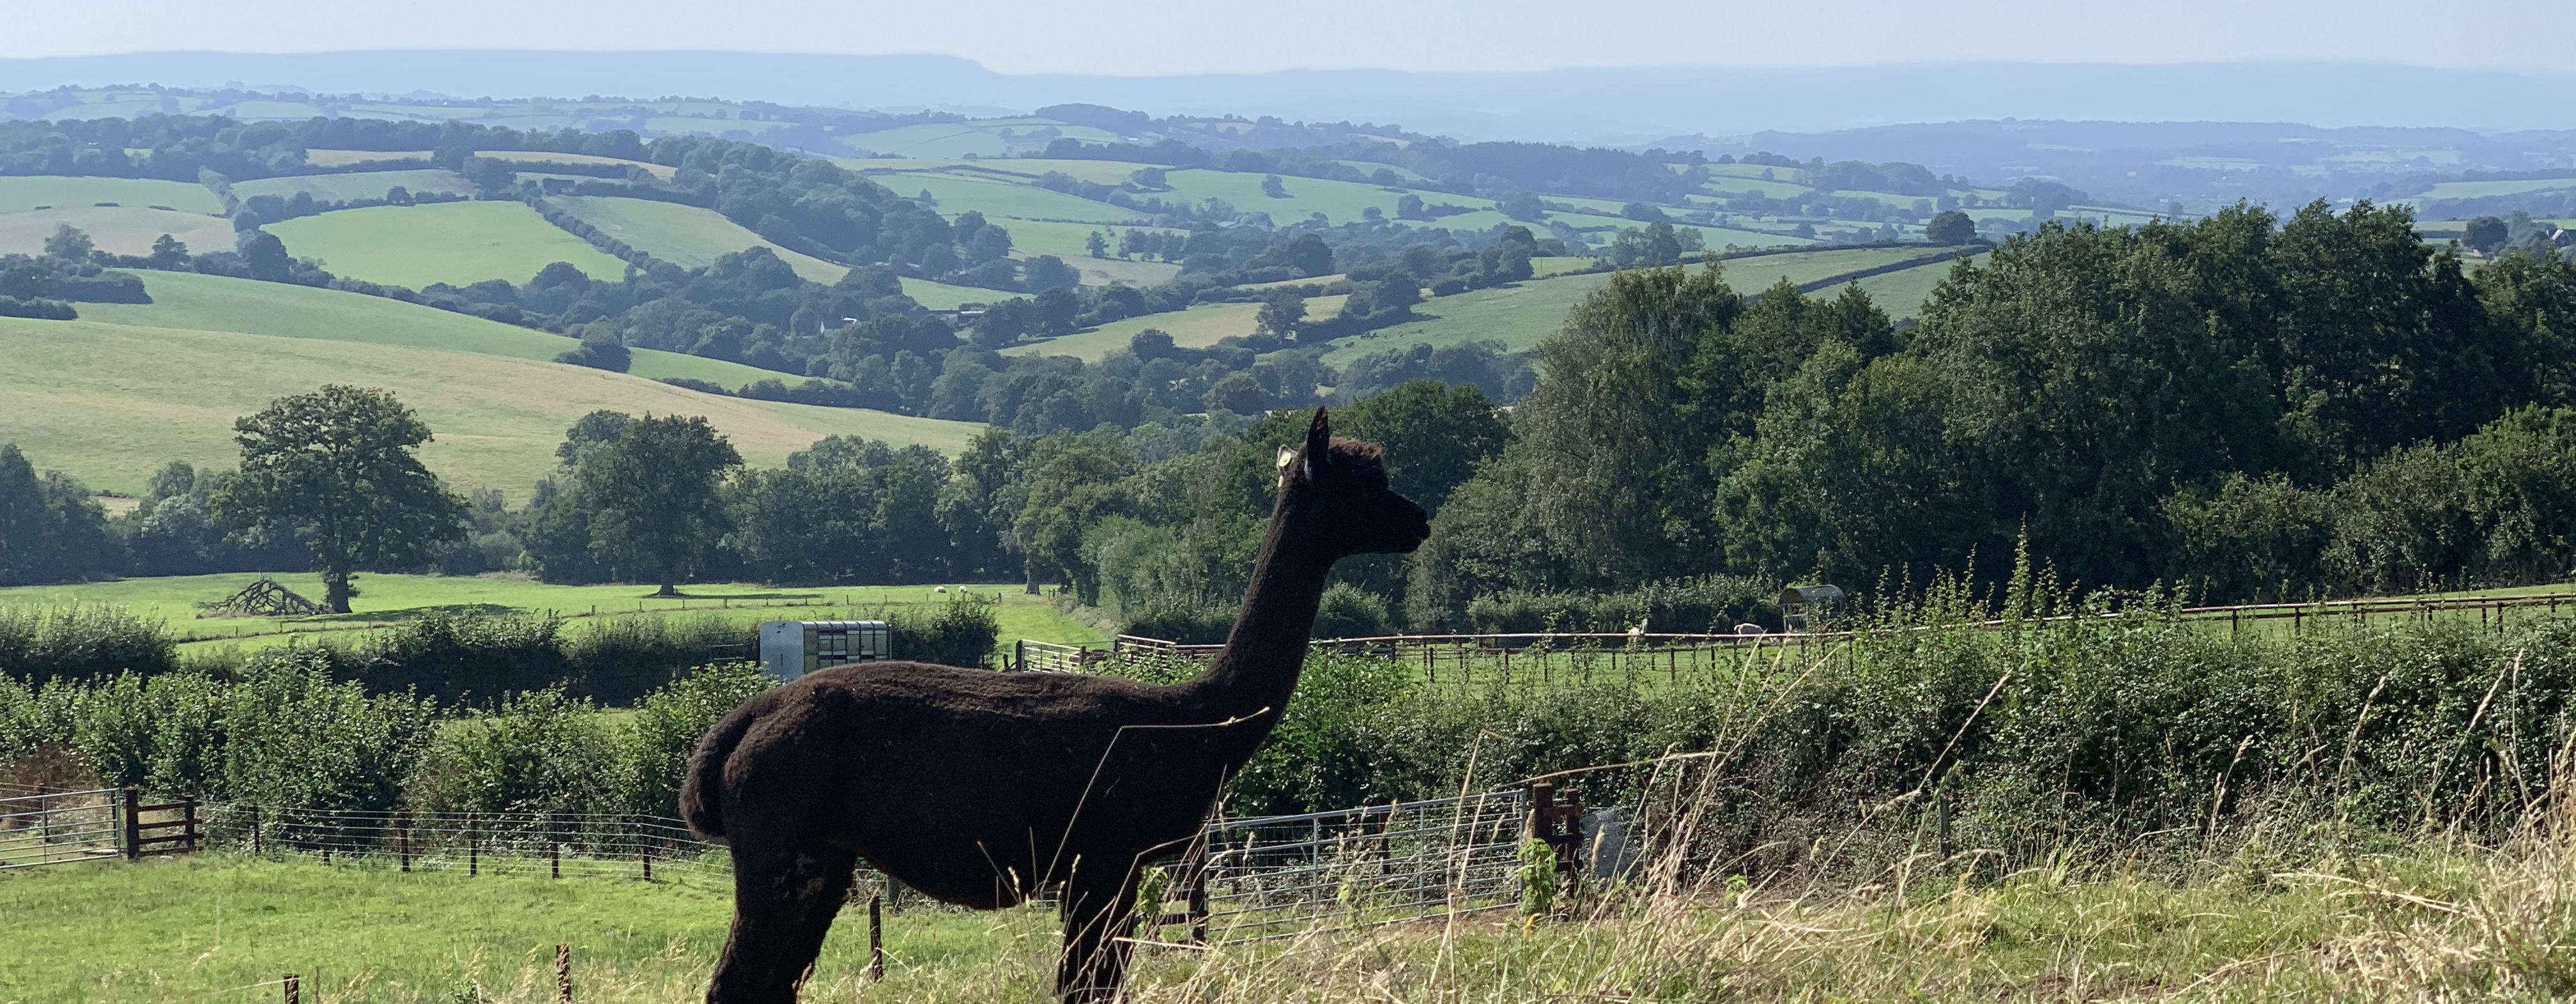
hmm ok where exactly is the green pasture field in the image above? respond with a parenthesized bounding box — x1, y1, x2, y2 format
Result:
(1839, 250, 1981, 318)
(836, 120, 1121, 159)
(2412, 176, 2576, 200)
(1704, 162, 1808, 184)
(1548, 210, 1809, 249)
(265, 201, 631, 288)
(0, 175, 223, 214)
(73, 270, 792, 387)
(1542, 194, 1634, 215)
(1151, 169, 1489, 227)
(0, 317, 980, 499)
(231, 169, 477, 203)
(641, 116, 793, 136)
(215, 100, 326, 119)
(479, 150, 677, 180)
(1055, 253, 1181, 288)
(1335, 160, 1429, 182)
(0, 205, 233, 257)
(991, 218, 1165, 263)
(0, 573, 1110, 652)
(0, 855, 1055, 1004)
(899, 277, 1002, 310)
(1702, 176, 1812, 199)
(1002, 298, 1366, 364)
(1312, 247, 1949, 364)
(851, 158, 1155, 187)
(302, 149, 431, 167)
(548, 196, 844, 282)
(900, 173, 1147, 225)
(1529, 256, 1601, 277)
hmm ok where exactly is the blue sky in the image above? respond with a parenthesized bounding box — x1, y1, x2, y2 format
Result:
(8, 0, 2573, 76)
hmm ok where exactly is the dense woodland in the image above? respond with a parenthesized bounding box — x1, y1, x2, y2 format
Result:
(8, 201, 2576, 630)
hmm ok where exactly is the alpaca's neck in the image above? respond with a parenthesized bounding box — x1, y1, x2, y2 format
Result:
(1183, 488, 1330, 734)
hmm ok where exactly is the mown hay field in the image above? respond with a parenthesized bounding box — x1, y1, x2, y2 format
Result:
(0, 205, 234, 257)
(72, 270, 795, 387)
(0, 316, 979, 498)
(0, 175, 223, 215)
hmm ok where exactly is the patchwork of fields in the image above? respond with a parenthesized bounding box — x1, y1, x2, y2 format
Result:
(0, 205, 233, 256)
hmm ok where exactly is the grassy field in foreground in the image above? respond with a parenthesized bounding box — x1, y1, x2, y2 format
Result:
(0, 573, 1110, 652)
(0, 317, 980, 498)
(6, 840, 2570, 1003)
(548, 196, 846, 283)
(0, 855, 1053, 1004)
(72, 270, 791, 388)
(0, 205, 234, 257)
(0, 174, 224, 214)
(266, 201, 631, 288)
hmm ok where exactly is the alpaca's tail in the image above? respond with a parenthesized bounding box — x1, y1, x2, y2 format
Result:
(680, 702, 762, 842)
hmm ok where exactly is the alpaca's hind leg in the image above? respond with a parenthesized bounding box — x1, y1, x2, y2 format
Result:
(1055, 862, 1142, 1003)
(706, 842, 859, 1004)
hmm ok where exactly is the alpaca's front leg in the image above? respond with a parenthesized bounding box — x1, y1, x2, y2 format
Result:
(1055, 861, 1142, 1003)
(707, 842, 859, 1003)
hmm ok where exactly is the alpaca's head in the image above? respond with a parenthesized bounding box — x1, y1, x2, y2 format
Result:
(1276, 408, 1432, 558)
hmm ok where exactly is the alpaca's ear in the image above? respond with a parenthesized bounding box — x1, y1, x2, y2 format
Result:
(1307, 408, 1330, 459)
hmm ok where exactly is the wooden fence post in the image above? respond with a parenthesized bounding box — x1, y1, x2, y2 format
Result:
(250, 804, 262, 855)
(398, 814, 411, 872)
(182, 796, 200, 854)
(121, 787, 141, 862)
(868, 893, 884, 981)
(555, 943, 572, 1003)
(282, 973, 299, 1004)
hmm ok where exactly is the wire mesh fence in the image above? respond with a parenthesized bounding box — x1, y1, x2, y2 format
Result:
(195, 805, 736, 883)
(1160, 789, 1531, 945)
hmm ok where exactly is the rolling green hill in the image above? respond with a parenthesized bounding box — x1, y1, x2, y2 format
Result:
(0, 205, 233, 256)
(480, 150, 677, 180)
(0, 175, 222, 214)
(231, 169, 477, 203)
(70, 270, 792, 386)
(899, 277, 1004, 310)
(1313, 247, 1958, 364)
(0, 316, 981, 498)
(549, 196, 846, 282)
(836, 118, 1123, 158)
(900, 172, 1148, 224)
(1839, 250, 1980, 319)
(1002, 294, 1354, 363)
(265, 201, 631, 288)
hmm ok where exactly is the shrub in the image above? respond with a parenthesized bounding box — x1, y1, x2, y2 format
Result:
(564, 614, 748, 704)
(613, 661, 772, 817)
(0, 605, 180, 684)
(891, 591, 1003, 667)
(346, 610, 568, 706)
(1123, 595, 1237, 644)
(408, 686, 614, 816)
(1313, 582, 1391, 638)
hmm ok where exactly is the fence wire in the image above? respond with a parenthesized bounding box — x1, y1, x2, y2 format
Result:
(1170, 789, 1531, 944)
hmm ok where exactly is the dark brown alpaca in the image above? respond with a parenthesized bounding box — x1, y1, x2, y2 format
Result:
(680, 409, 1430, 1003)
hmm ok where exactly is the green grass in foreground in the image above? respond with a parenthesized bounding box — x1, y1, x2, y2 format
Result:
(0, 316, 981, 498)
(0, 573, 1110, 653)
(547, 196, 846, 283)
(0, 854, 1054, 1004)
(0, 174, 224, 215)
(265, 201, 631, 288)
(6, 839, 2568, 1002)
